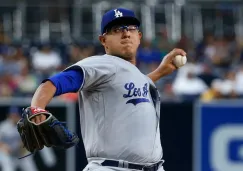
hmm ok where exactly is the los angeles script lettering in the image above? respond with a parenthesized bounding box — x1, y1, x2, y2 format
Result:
(123, 83, 148, 98)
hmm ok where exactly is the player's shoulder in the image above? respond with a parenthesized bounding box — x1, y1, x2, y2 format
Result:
(78, 54, 113, 62)
(74, 54, 115, 66)
(70, 54, 118, 74)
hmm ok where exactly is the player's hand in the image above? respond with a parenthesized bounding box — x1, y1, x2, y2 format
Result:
(158, 48, 186, 76)
(31, 114, 47, 124)
(26, 107, 47, 124)
(148, 48, 187, 82)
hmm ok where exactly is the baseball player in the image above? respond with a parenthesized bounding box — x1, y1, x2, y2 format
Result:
(29, 8, 186, 171)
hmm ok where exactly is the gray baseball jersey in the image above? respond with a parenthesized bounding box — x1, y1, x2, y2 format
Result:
(66, 54, 162, 164)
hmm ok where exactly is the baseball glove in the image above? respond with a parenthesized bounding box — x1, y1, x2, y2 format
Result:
(17, 107, 79, 158)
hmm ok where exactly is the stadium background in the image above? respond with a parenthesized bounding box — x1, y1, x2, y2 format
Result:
(0, 0, 243, 171)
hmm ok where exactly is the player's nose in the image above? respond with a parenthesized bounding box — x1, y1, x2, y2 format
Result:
(121, 29, 131, 39)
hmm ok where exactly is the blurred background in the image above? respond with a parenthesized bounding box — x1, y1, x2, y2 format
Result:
(0, 0, 243, 171)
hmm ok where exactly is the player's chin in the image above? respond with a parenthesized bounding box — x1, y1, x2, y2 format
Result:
(122, 51, 135, 59)
(122, 47, 135, 57)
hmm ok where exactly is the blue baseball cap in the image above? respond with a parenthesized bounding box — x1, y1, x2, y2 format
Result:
(101, 8, 140, 34)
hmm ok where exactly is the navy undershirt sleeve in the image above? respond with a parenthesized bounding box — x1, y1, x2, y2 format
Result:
(43, 68, 84, 96)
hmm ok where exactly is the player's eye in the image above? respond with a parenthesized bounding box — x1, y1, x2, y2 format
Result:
(111, 25, 138, 34)
(113, 27, 121, 33)
(127, 25, 138, 32)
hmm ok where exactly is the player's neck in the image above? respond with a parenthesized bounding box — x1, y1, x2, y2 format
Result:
(107, 53, 136, 65)
(117, 56, 136, 65)
(128, 58, 136, 65)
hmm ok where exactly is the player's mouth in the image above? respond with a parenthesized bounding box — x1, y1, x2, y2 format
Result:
(121, 40, 132, 45)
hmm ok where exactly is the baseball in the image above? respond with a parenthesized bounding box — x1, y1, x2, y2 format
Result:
(172, 55, 187, 68)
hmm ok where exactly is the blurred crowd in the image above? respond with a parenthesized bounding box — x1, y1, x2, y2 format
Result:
(1, 29, 243, 102)
(0, 106, 57, 171)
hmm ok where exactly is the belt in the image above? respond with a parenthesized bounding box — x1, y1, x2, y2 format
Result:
(101, 160, 162, 171)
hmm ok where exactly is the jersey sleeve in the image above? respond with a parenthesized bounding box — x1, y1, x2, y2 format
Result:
(65, 56, 117, 91)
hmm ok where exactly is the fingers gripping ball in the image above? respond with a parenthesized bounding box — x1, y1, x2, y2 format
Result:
(17, 107, 80, 158)
(172, 55, 187, 68)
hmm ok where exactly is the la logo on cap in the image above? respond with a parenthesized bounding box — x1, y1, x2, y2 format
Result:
(114, 9, 123, 18)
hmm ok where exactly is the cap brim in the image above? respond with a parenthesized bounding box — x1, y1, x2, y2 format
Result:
(103, 17, 140, 34)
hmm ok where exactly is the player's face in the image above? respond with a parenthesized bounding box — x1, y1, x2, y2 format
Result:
(99, 24, 142, 61)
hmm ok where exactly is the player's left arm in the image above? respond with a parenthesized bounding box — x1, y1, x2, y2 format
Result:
(30, 69, 84, 123)
(147, 48, 186, 82)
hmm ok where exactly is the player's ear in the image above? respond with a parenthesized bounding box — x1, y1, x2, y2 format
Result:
(139, 32, 142, 39)
(99, 35, 106, 46)
(138, 31, 142, 44)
